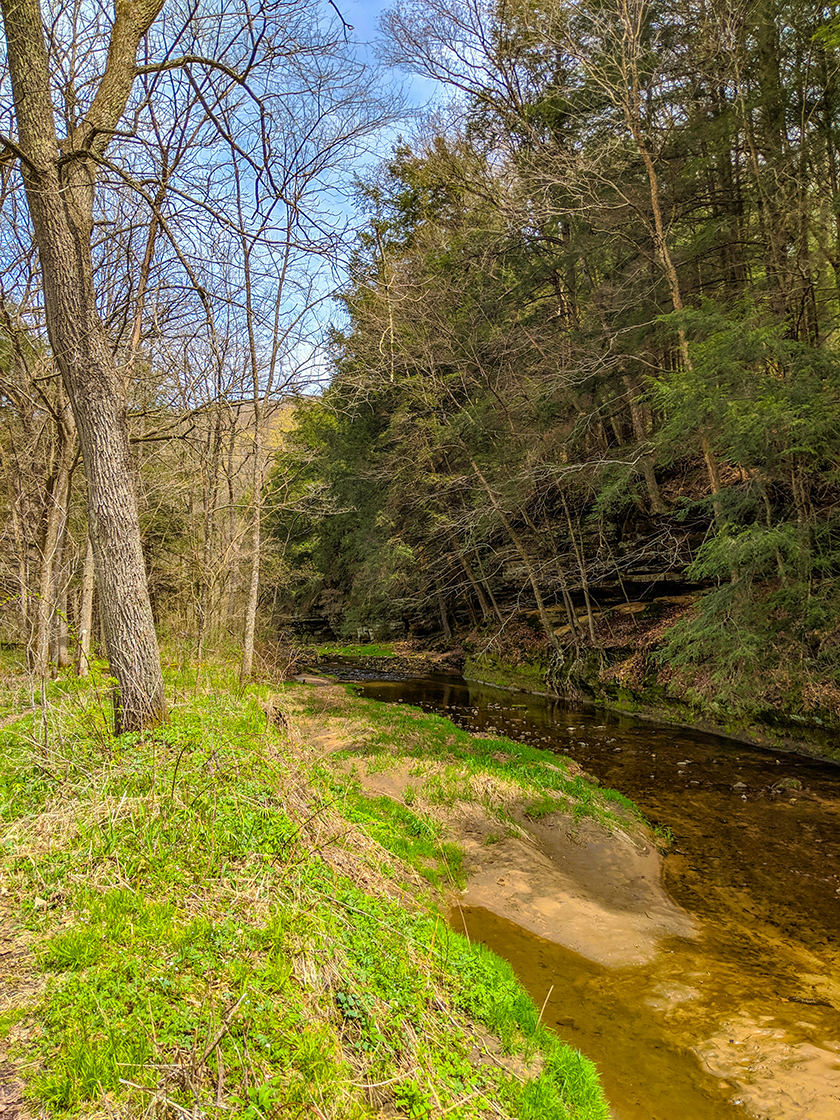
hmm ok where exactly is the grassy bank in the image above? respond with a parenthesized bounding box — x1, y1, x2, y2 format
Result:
(0, 658, 612, 1119)
(315, 642, 396, 658)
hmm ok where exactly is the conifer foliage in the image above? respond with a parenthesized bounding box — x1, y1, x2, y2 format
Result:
(273, 0, 840, 724)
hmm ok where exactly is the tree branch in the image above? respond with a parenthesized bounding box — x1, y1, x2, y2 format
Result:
(70, 0, 166, 158)
(0, 131, 39, 173)
(135, 54, 245, 83)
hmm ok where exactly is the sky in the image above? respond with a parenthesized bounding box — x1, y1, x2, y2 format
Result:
(341, 0, 386, 43)
(296, 0, 447, 381)
(339, 0, 443, 113)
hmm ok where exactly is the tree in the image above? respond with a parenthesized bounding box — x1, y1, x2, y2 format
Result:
(0, 0, 168, 730)
(0, 0, 393, 722)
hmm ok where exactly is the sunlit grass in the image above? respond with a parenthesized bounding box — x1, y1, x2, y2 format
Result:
(316, 642, 396, 657)
(0, 654, 609, 1119)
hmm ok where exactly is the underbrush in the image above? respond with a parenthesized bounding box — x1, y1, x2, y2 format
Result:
(0, 660, 609, 1119)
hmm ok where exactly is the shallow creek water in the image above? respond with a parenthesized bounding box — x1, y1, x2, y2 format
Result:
(319, 661, 840, 1120)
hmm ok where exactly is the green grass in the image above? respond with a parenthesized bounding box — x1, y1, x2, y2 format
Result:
(316, 642, 396, 657)
(338, 790, 466, 888)
(0, 658, 609, 1120)
(322, 689, 640, 832)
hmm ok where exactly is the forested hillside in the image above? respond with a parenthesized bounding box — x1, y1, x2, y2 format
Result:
(3, 0, 840, 734)
(271, 0, 840, 731)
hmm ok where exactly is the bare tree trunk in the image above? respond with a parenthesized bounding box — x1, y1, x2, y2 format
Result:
(34, 451, 70, 676)
(468, 458, 559, 650)
(438, 593, 452, 642)
(197, 401, 223, 661)
(623, 374, 667, 514)
(240, 470, 262, 680)
(1, 0, 167, 731)
(449, 532, 502, 623)
(50, 517, 71, 669)
(77, 537, 95, 677)
(474, 551, 505, 624)
(561, 494, 597, 644)
(606, 0, 726, 524)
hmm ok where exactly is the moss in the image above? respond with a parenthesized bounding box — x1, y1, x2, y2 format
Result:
(463, 652, 549, 694)
(459, 633, 840, 762)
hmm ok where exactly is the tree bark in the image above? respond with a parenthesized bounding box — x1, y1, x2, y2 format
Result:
(1, 0, 166, 730)
(77, 537, 95, 677)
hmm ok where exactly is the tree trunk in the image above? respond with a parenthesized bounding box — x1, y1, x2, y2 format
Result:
(50, 516, 71, 669)
(1, 0, 166, 731)
(438, 593, 452, 642)
(468, 458, 559, 650)
(561, 494, 597, 644)
(77, 537, 95, 677)
(240, 402, 263, 681)
(240, 490, 261, 681)
(450, 532, 502, 624)
(34, 453, 70, 676)
(474, 550, 505, 624)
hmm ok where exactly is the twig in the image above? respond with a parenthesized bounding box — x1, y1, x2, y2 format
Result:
(351, 1068, 419, 1089)
(440, 1091, 483, 1115)
(214, 1042, 224, 1107)
(199, 990, 248, 1065)
(538, 983, 554, 1025)
(119, 1080, 193, 1117)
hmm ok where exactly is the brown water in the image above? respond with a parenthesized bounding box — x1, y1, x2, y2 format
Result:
(323, 662, 840, 1119)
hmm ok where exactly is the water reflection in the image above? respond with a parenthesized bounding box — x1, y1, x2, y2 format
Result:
(322, 663, 840, 954)
(319, 660, 840, 1119)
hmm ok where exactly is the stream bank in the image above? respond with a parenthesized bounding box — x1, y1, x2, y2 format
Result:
(315, 636, 840, 766)
(0, 661, 612, 1120)
(315, 660, 840, 1120)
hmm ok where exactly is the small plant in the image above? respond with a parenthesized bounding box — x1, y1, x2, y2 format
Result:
(393, 1078, 433, 1118)
(242, 1079, 282, 1119)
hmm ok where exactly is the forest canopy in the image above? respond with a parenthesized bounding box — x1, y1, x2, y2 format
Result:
(268, 0, 840, 725)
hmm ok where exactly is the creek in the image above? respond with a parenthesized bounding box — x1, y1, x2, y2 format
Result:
(318, 660, 840, 1120)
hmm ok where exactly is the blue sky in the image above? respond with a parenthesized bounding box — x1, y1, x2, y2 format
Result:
(342, 0, 409, 53)
(341, 0, 386, 42)
(339, 0, 443, 111)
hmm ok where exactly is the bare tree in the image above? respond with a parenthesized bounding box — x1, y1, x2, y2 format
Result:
(0, 0, 395, 722)
(0, 0, 170, 730)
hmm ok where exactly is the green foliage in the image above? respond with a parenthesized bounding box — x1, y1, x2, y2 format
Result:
(641, 302, 840, 720)
(331, 688, 640, 834)
(264, 5, 840, 729)
(654, 302, 840, 480)
(316, 642, 395, 657)
(0, 663, 610, 1119)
